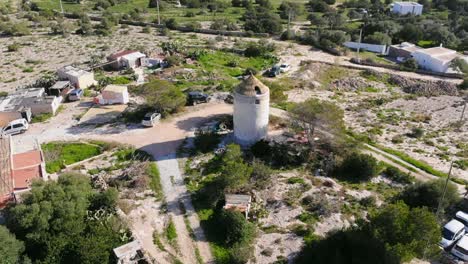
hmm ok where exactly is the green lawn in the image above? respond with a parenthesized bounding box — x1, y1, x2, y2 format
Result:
(42, 141, 103, 173)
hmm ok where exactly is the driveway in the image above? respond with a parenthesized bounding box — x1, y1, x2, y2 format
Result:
(15, 102, 232, 263)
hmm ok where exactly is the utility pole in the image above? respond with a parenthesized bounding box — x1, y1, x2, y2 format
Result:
(59, 0, 64, 14)
(460, 97, 467, 123)
(287, 9, 292, 32)
(156, 0, 161, 25)
(357, 27, 363, 63)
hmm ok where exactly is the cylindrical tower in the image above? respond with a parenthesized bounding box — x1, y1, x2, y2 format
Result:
(233, 75, 270, 145)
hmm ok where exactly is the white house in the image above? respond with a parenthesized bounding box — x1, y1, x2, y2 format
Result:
(392, 2, 423, 15)
(412, 47, 467, 73)
(107, 50, 146, 70)
(94, 85, 129, 105)
(57, 66, 96, 89)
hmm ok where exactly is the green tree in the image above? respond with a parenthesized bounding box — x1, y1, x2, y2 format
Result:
(365, 32, 392, 45)
(398, 179, 460, 212)
(243, 6, 283, 34)
(131, 80, 186, 116)
(398, 24, 423, 43)
(296, 228, 398, 264)
(370, 201, 440, 262)
(335, 152, 379, 181)
(308, 13, 326, 28)
(219, 144, 253, 192)
(322, 11, 345, 29)
(450, 57, 468, 74)
(278, 2, 304, 20)
(289, 98, 345, 150)
(217, 210, 257, 246)
(0, 226, 28, 264)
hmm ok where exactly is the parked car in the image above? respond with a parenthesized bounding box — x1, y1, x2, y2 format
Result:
(440, 220, 466, 249)
(279, 63, 291, 73)
(142, 112, 161, 127)
(1, 119, 29, 136)
(455, 211, 468, 231)
(68, 89, 84, 101)
(267, 65, 281, 77)
(187, 91, 210, 106)
(451, 235, 468, 261)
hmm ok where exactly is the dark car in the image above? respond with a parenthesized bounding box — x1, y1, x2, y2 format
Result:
(267, 65, 281, 77)
(187, 91, 210, 106)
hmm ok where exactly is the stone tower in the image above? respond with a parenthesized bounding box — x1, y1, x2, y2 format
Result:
(233, 74, 270, 145)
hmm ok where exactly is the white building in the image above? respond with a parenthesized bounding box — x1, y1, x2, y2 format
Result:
(233, 75, 269, 145)
(392, 2, 423, 15)
(94, 85, 129, 105)
(57, 66, 96, 89)
(412, 46, 467, 73)
(107, 50, 147, 70)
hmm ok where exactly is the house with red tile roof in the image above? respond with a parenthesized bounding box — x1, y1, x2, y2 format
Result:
(0, 136, 47, 207)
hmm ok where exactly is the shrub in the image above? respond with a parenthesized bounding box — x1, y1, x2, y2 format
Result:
(402, 58, 418, 71)
(302, 194, 339, 217)
(243, 67, 258, 75)
(194, 130, 221, 153)
(280, 29, 296, 40)
(166, 55, 183, 67)
(164, 18, 178, 29)
(408, 127, 424, 138)
(335, 153, 379, 182)
(398, 179, 460, 212)
(383, 166, 414, 184)
(250, 159, 273, 189)
(215, 210, 256, 247)
(7, 43, 19, 52)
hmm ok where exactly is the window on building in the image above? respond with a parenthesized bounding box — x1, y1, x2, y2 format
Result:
(254, 86, 261, 95)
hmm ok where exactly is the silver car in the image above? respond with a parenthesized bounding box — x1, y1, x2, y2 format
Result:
(142, 112, 161, 127)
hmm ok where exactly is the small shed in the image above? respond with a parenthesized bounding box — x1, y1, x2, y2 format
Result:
(49, 81, 72, 98)
(95, 85, 129, 105)
(113, 240, 145, 264)
(224, 194, 252, 218)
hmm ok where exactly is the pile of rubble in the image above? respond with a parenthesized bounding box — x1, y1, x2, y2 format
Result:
(388, 75, 459, 96)
(330, 77, 374, 92)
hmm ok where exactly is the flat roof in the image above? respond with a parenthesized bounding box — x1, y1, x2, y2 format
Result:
(59, 66, 92, 78)
(51, 81, 71, 89)
(104, 85, 128, 93)
(113, 240, 142, 258)
(394, 1, 422, 6)
(225, 194, 251, 205)
(457, 235, 468, 249)
(122, 52, 146, 61)
(416, 47, 456, 57)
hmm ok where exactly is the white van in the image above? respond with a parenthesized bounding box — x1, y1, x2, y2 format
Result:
(1, 119, 29, 136)
(440, 219, 466, 249)
(455, 211, 468, 231)
(451, 234, 468, 261)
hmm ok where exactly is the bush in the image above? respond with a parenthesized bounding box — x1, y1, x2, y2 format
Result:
(280, 29, 296, 40)
(194, 130, 221, 153)
(7, 43, 20, 52)
(164, 18, 178, 29)
(335, 153, 379, 182)
(383, 166, 414, 184)
(215, 210, 256, 247)
(402, 58, 418, 71)
(459, 78, 468, 90)
(408, 127, 424, 138)
(398, 179, 460, 212)
(166, 55, 183, 67)
(243, 67, 258, 75)
(244, 40, 276, 57)
(302, 194, 339, 217)
(129, 80, 186, 117)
